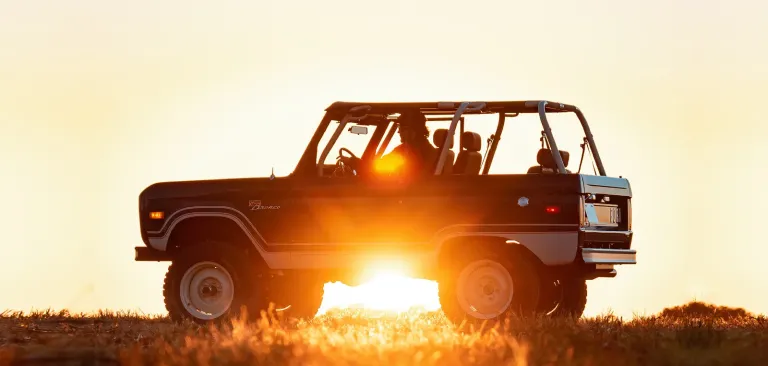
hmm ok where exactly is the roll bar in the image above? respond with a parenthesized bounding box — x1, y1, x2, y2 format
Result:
(433, 102, 486, 175)
(315, 100, 607, 177)
(481, 113, 516, 175)
(375, 120, 398, 158)
(432, 100, 606, 176)
(535, 101, 606, 176)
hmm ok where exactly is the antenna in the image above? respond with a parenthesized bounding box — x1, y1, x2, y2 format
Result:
(270, 167, 275, 180)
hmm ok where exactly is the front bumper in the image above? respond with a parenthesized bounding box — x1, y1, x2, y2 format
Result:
(135, 246, 173, 262)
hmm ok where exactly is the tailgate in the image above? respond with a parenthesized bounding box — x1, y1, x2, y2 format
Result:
(579, 175, 633, 252)
(580, 175, 632, 198)
(580, 175, 631, 231)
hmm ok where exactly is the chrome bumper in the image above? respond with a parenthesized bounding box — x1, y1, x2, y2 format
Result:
(581, 248, 637, 265)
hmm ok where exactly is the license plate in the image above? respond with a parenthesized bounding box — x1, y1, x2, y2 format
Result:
(585, 203, 620, 227)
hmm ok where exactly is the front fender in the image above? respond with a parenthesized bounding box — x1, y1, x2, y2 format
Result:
(142, 206, 292, 269)
(145, 206, 270, 252)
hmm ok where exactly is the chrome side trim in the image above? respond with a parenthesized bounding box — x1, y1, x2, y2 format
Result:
(581, 248, 637, 265)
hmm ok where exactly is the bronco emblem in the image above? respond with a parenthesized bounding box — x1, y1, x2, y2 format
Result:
(249, 200, 281, 210)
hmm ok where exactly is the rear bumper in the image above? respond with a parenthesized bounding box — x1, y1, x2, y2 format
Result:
(135, 246, 173, 262)
(581, 248, 637, 265)
(579, 247, 636, 280)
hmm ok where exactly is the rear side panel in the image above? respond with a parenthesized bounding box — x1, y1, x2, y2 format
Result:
(400, 174, 584, 237)
(399, 174, 584, 267)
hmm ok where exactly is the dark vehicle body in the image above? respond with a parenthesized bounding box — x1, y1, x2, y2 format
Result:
(135, 100, 636, 323)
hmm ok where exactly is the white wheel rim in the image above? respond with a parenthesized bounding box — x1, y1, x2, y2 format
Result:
(455, 259, 514, 319)
(179, 261, 235, 320)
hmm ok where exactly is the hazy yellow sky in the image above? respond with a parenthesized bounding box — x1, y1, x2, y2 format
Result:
(1, 0, 767, 317)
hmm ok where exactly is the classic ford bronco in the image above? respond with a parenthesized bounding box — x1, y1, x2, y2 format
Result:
(135, 100, 636, 324)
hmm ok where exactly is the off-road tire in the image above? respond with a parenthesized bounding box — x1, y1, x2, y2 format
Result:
(438, 248, 541, 327)
(163, 242, 269, 324)
(548, 278, 587, 318)
(269, 273, 326, 320)
(535, 277, 560, 315)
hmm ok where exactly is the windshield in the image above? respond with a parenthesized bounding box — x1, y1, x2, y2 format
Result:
(316, 120, 372, 166)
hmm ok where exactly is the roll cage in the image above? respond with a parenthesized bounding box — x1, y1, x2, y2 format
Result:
(293, 100, 607, 178)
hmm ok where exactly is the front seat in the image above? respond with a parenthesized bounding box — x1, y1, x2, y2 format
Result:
(527, 148, 572, 174)
(432, 128, 455, 174)
(454, 131, 483, 175)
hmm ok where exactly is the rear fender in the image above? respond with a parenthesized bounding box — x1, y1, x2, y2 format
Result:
(504, 232, 578, 265)
(435, 228, 578, 266)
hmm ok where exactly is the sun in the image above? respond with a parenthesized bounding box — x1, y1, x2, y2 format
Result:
(316, 270, 442, 315)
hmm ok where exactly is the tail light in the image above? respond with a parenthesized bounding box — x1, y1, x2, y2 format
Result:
(545, 205, 560, 214)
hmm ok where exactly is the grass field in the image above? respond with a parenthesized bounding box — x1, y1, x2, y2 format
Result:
(1, 301, 766, 366)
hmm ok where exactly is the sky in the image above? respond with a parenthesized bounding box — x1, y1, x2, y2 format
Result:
(1, 0, 767, 318)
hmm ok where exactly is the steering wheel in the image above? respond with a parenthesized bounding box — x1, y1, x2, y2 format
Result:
(338, 147, 359, 161)
(334, 147, 361, 177)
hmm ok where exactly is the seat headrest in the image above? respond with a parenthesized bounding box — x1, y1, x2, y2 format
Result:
(536, 148, 570, 169)
(432, 129, 454, 149)
(461, 132, 482, 152)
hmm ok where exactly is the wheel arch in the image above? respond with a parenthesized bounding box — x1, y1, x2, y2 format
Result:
(437, 235, 544, 268)
(165, 216, 268, 269)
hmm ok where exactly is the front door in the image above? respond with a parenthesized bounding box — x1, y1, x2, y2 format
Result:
(286, 176, 408, 246)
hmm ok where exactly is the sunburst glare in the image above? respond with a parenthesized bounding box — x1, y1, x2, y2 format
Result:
(317, 273, 441, 316)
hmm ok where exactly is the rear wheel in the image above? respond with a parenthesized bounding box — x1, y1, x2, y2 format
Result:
(268, 272, 326, 320)
(548, 278, 588, 317)
(537, 275, 588, 318)
(163, 242, 269, 324)
(438, 249, 541, 326)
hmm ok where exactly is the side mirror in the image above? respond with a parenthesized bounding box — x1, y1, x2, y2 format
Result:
(348, 125, 369, 135)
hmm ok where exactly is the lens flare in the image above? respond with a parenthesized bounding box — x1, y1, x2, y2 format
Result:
(317, 272, 441, 315)
(373, 153, 406, 174)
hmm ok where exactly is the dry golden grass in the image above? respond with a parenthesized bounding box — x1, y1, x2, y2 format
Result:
(1, 302, 766, 366)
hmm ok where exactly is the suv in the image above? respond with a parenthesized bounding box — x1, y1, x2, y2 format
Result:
(135, 100, 636, 324)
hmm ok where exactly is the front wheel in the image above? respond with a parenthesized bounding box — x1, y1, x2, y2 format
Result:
(438, 250, 541, 326)
(163, 243, 268, 324)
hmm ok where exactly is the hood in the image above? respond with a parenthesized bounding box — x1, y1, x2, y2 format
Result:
(139, 176, 283, 201)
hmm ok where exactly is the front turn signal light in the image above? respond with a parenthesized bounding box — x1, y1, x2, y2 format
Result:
(149, 211, 165, 220)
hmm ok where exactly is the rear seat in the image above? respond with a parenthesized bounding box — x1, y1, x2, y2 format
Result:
(454, 131, 483, 175)
(527, 148, 572, 174)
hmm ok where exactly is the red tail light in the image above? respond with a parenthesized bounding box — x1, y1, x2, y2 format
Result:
(545, 205, 560, 214)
